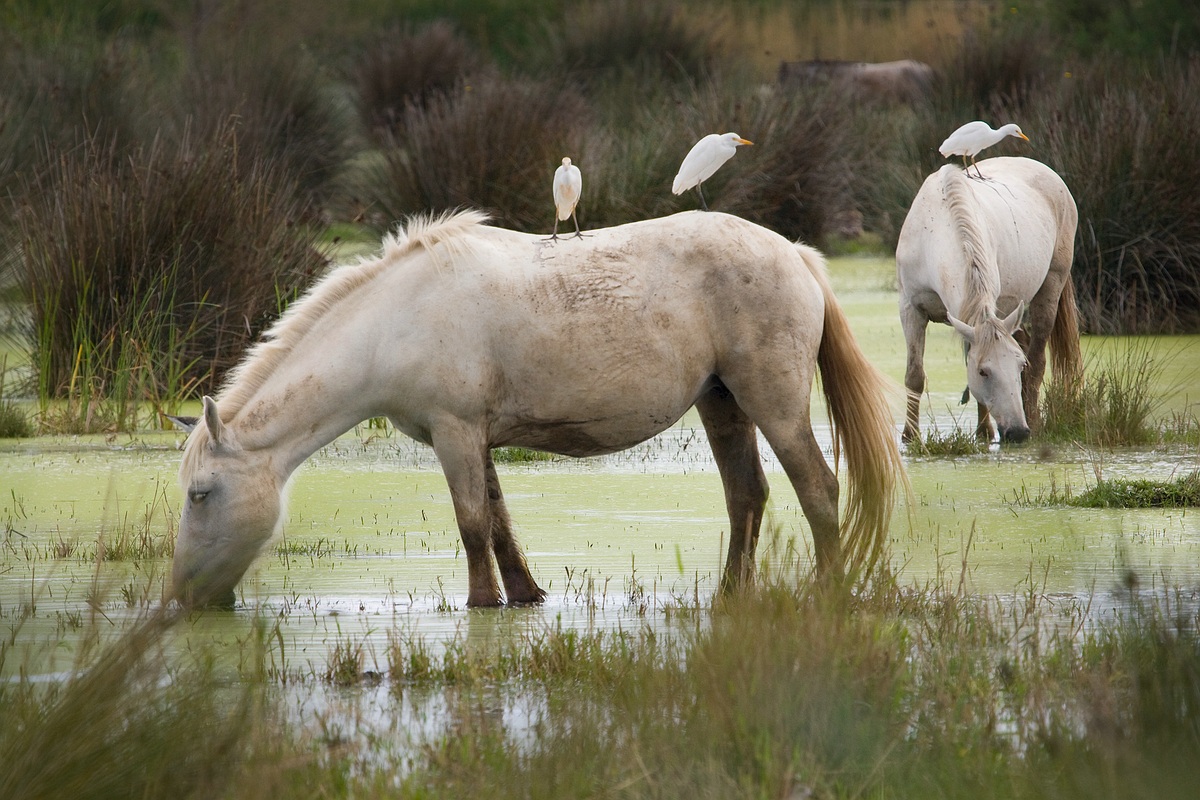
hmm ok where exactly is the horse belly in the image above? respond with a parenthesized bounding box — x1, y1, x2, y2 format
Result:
(497, 411, 690, 457)
(491, 337, 712, 457)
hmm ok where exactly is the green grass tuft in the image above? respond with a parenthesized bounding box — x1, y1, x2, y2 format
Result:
(905, 423, 987, 457)
(1071, 471, 1200, 509)
(0, 401, 32, 438)
(1041, 342, 1162, 446)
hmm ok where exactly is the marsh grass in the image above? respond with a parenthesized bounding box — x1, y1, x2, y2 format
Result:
(1008, 468, 1200, 510)
(1006, 471, 1077, 507)
(0, 607, 277, 800)
(522, 0, 724, 85)
(1035, 59, 1200, 334)
(364, 76, 589, 232)
(14, 124, 325, 430)
(94, 478, 176, 562)
(324, 632, 382, 687)
(1071, 471, 1200, 509)
(1161, 409, 1200, 446)
(6, 550, 1200, 797)
(0, 356, 33, 438)
(1041, 341, 1162, 446)
(352, 20, 487, 143)
(905, 418, 988, 457)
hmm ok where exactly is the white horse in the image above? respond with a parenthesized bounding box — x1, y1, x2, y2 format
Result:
(897, 157, 1082, 443)
(171, 211, 903, 608)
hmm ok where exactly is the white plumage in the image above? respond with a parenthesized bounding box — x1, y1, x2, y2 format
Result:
(672, 132, 753, 210)
(550, 157, 583, 240)
(939, 121, 1029, 177)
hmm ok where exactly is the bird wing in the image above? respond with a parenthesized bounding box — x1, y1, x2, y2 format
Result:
(553, 166, 581, 219)
(673, 134, 729, 195)
(939, 121, 990, 157)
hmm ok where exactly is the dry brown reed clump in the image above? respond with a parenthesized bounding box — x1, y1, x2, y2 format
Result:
(1036, 60, 1200, 333)
(523, 0, 724, 85)
(13, 123, 326, 414)
(366, 76, 590, 232)
(352, 20, 487, 144)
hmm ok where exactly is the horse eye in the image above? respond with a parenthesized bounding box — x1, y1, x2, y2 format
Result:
(189, 490, 209, 504)
(978, 368, 990, 379)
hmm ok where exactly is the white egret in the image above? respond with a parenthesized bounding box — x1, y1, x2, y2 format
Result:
(672, 132, 753, 210)
(939, 121, 1029, 178)
(549, 156, 583, 240)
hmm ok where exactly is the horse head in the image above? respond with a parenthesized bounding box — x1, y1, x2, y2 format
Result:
(948, 306, 1030, 443)
(170, 396, 285, 608)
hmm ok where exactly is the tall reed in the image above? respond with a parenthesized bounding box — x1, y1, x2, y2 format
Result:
(1035, 60, 1200, 333)
(13, 124, 325, 429)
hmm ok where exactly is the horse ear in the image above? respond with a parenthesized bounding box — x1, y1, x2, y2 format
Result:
(947, 313, 975, 344)
(202, 396, 225, 445)
(1001, 304, 1024, 335)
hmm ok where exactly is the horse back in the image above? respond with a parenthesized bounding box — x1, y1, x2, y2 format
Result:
(897, 157, 1075, 318)
(381, 213, 827, 454)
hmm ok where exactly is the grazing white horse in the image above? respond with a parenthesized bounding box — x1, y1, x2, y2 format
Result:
(171, 211, 903, 608)
(897, 157, 1082, 443)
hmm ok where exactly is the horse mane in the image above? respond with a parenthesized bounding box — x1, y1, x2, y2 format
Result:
(942, 166, 1000, 329)
(209, 208, 490, 426)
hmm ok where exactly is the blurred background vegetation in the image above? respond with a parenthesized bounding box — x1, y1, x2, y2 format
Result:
(0, 0, 1197, 430)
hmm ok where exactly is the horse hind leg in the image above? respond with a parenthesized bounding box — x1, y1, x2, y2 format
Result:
(484, 453, 546, 604)
(769, 422, 840, 576)
(729, 385, 841, 577)
(695, 383, 770, 593)
(1013, 324, 1043, 431)
(1021, 276, 1071, 433)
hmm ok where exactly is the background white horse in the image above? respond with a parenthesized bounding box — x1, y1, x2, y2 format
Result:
(897, 156, 1082, 443)
(171, 211, 903, 608)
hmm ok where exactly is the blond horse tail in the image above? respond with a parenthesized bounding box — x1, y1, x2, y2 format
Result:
(1050, 271, 1083, 393)
(798, 245, 907, 577)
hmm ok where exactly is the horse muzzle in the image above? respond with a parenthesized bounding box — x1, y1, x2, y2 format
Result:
(998, 425, 1031, 444)
(169, 561, 238, 610)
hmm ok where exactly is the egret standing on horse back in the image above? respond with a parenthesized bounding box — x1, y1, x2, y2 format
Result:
(672, 132, 753, 210)
(170, 210, 903, 610)
(549, 157, 583, 240)
(897, 156, 1082, 444)
(939, 121, 1029, 178)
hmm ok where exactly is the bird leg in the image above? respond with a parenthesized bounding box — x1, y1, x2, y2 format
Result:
(546, 218, 561, 242)
(570, 211, 585, 239)
(697, 183, 710, 211)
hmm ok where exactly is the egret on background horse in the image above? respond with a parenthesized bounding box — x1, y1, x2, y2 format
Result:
(171, 210, 903, 608)
(897, 156, 1081, 443)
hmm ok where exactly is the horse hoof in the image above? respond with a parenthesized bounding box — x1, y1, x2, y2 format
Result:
(465, 592, 504, 609)
(506, 587, 548, 607)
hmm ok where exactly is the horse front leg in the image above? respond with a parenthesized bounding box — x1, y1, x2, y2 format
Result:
(901, 302, 928, 443)
(484, 453, 546, 605)
(976, 403, 995, 442)
(432, 428, 503, 608)
(695, 383, 769, 593)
